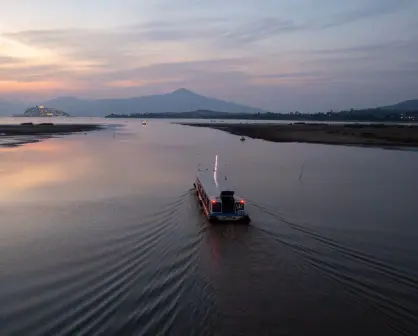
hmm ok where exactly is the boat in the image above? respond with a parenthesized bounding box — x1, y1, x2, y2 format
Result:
(240, 136, 246, 141)
(193, 155, 250, 223)
(142, 120, 147, 125)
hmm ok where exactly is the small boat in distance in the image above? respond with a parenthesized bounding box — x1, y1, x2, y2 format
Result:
(240, 136, 246, 141)
(193, 155, 250, 223)
(142, 120, 147, 126)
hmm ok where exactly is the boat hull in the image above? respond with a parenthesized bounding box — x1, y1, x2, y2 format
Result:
(194, 183, 250, 223)
(208, 214, 251, 223)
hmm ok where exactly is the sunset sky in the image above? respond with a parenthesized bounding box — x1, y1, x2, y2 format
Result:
(0, 0, 417, 112)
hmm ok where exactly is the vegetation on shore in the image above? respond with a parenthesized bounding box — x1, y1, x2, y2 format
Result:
(107, 108, 418, 122)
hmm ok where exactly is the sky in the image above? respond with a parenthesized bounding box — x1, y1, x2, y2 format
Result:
(0, 0, 417, 112)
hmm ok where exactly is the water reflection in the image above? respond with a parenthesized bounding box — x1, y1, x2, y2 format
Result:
(204, 224, 250, 270)
(0, 140, 93, 203)
(0, 130, 193, 203)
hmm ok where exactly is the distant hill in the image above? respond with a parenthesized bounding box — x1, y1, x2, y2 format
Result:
(41, 97, 95, 117)
(1, 92, 417, 117)
(0, 100, 26, 116)
(41, 89, 266, 117)
(381, 100, 418, 112)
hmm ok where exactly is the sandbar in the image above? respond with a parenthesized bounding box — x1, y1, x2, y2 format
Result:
(179, 122, 418, 149)
(0, 123, 102, 147)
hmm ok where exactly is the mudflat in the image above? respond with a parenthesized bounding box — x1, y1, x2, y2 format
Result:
(0, 123, 102, 147)
(180, 122, 418, 148)
(0, 123, 101, 136)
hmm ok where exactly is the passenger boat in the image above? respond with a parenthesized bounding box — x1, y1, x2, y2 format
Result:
(193, 156, 250, 223)
(142, 120, 147, 125)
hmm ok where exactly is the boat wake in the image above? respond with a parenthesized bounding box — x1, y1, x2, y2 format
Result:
(245, 199, 418, 335)
(1, 191, 417, 335)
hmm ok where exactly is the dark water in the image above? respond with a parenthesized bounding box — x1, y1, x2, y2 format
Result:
(1, 119, 418, 335)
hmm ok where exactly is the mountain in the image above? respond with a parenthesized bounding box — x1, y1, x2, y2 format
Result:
(41, 97, 96, 117)
(0, 100, 27, 116)
(381, 100, 418, 112)
(3, 90, 416, 117)
(41, 89, 266, 117)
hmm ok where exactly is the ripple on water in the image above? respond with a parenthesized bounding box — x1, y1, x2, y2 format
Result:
(246, 199, 418, 335)
(1, 121, 418, 336)
(0, 192, 208, 336)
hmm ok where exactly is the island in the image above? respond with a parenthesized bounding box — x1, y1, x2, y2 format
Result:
(179, 122, 418, 149)
(16, 105, 70, 117)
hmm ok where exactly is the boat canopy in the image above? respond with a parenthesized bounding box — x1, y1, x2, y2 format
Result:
(220, 190, 234, 197)
(197, 171, 235, 199)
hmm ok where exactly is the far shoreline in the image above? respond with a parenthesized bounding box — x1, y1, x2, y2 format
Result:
(178, 122, 418, 150)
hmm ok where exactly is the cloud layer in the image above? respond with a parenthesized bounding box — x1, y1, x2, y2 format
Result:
(0, 0, 417, 111)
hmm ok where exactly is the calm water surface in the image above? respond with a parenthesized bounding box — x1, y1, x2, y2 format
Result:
(0, 119, 417, 335)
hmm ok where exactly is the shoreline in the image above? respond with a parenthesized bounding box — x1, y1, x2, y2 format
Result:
(178, 122, 418, 149)
(0, 123, 102, 147)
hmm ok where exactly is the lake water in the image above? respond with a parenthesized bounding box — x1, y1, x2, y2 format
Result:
(1, 118, 417, 335)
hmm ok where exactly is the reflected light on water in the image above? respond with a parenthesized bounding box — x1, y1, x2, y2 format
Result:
(0, 131, 189, 204)
(0, 140, 64, 153)
(1, 165, 64, 191)
(0, 140, 93, 203)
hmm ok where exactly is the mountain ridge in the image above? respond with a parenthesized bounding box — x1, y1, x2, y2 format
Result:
(0, 90, 417, 116)
(381, 99, 418, 111)
(39, 89, 266, 117)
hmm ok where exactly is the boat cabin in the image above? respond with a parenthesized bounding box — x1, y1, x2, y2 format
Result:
(194, 171, 247, 219)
